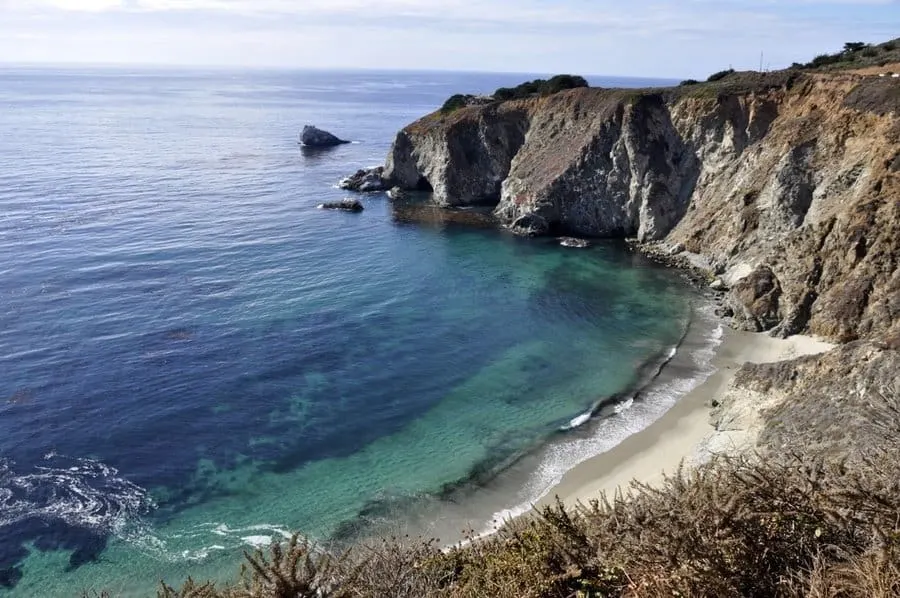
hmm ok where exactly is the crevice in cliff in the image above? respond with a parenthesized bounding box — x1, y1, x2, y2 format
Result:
(415, 176, 433, 192)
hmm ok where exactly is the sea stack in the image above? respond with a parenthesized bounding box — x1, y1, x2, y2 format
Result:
(300, 125, 350, 147)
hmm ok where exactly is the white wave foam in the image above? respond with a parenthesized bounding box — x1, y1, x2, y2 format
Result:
(563, 410, 592, 430)
(130, 522, 295, 563)
(0, 454, 299, 564)
(180, 544, 227, 561)
(613, 398, 634, 414)
(0, 454, 155, 542)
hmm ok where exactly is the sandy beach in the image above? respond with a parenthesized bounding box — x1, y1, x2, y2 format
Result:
(538, 328, 835, 509)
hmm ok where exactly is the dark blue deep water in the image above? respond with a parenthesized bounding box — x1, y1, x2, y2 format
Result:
(0, 68, 706, 596)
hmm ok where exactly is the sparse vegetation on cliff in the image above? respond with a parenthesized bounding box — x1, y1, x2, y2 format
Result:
(493, 75, 589, 101)
(795, 38, 900, 70)
(438, 75, 589, 114)
(439, 94, 483, 114)
(706, 68, 735, 82)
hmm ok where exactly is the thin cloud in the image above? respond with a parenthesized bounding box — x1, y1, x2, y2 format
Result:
(0, 0, 896, 74)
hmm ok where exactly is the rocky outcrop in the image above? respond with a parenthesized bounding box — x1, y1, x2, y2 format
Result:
(559, 237, 591, 248)
(376, 71, 900, 342)
(301, 125, 350, 147)
(702, 338, 899, 463)
(318, 199, 363, 212)
(728, 265, 782, 332)
(340, 167, 390, 192)
(736, 340, 900, 460)
(384, 103, 530, 206)
(499, 93, 700, 239)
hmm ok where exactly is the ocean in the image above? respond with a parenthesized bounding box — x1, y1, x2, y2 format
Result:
(0, 67, 718, 596)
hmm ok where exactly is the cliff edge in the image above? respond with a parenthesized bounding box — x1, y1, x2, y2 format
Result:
(380, 71, 900, 343)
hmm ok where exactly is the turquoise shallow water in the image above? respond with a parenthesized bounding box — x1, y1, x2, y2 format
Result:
(0, 67, 698, 596)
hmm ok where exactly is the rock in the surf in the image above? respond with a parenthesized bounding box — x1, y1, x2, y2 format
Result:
(509, 213, 549, 237)
(340, 166, 390, 192)
(300, 125, 350, 147)
(559, 237, 591, 248)
(318, 199, 364, 212)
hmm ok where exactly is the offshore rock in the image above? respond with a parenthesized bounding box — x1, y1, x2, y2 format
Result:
(340, 167, 390, 193)
(381, 72, 900, 341)
(301, 125, 350, 147)
(509, 213, 549, 236)
(559, 237, 592, 248)
(318, 199, 363, 212)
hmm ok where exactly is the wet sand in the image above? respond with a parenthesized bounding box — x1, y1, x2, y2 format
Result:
(537, 328, 835, 508)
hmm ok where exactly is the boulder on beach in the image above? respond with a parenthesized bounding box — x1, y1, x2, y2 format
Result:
(340, 166, 390, 193)
(318, 199, 364, 212)
(300, 125, 350, 147)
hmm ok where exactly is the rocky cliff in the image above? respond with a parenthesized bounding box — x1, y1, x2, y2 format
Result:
(379, 71, 900, 343)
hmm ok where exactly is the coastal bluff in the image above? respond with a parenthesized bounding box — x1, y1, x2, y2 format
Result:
(376, 71, 900, 344)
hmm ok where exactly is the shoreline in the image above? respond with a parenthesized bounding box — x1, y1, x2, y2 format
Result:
(536, 327, 835, 509)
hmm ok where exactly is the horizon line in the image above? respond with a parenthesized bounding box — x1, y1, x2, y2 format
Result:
(0, 60, 684, 82)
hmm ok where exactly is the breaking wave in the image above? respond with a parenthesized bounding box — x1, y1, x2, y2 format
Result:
(478, 305, 725, 538)
(0, 453, 155, 542)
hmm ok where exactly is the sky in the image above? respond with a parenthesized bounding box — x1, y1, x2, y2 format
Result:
(0, 0, 898, 77)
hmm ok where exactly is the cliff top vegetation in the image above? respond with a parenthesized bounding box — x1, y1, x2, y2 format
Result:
(793, 38, 900, 71)
(440, 74, 588, 114)
(438, 37, 900, 119)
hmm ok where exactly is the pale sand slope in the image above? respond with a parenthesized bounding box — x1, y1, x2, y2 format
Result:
(538, 329, 835, 509)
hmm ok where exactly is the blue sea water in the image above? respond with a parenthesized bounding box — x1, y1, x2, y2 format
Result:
(0, 67, 711, 596)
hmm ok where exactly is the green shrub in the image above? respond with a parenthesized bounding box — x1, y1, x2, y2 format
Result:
(679, 79, 700, 86)
(492, 87, 516, 101)
(808, 53, 843, 68)
(884, 41, 897, 51)
(707, 68, 735, 82)
(542, 74, 589, 94)
(440, 94, 473, 114)
(492, 75, 588, 101)
(844, 41, 868, 53)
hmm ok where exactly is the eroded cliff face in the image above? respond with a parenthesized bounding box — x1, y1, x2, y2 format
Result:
(718, 337, 900, 459)
(382, 72, 900, 342)
(385, 103, 530, 206)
